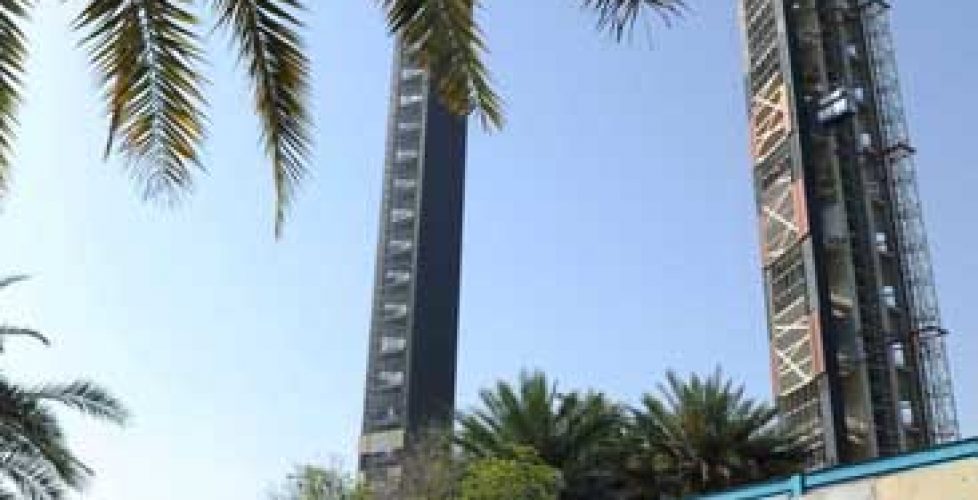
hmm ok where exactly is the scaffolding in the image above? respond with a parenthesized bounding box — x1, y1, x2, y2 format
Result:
(859, 1, 959, 444)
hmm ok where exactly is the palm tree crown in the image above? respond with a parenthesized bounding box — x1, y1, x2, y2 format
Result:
(629, 370, 806, 497)
(0, 0, 685, 234)
(455, 370, 624, 499)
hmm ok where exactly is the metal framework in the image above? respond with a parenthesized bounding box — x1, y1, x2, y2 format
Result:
(738, 0, 958, 466)
(859, 0, 959, 444)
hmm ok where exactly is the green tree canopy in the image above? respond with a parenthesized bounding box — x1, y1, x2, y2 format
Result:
(460, 446, 561, 500)
(269, 464, 366, 500)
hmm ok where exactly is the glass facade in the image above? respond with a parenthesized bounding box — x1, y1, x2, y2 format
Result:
(358, 41, 467, 489)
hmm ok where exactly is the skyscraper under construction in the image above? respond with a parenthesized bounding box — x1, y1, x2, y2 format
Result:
(358, 41, 467, 486)
(738, 0, 958, 466)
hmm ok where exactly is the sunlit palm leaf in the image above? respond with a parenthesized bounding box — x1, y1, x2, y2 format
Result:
(213, 0, 310, 237)
(580, 0, 687, 40)
(380, 0, 503, 130)
(0, 0, 30, 196)
(75, 0, 206, 201)
(30, 381, 131, 425)
(0, 447, 66, 500)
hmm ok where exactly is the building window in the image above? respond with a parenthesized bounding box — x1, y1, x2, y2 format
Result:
(395, 149, 419, 162)
(900, 401, 914, 426)
(399, 94, 423, 106)
(875, 232, 889, 253)
(393, 178, 416, 190)
(881, 285, 898, 308)
(390, 209, 414, 223)
(380, 337, 407, 354)
(892, 342, 906, 368)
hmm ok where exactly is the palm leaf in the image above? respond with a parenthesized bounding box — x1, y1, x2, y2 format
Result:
(0, 379, 92, 488)
(0, 0, 30, 197)
(0, 447, 66, 500)
(0, 275, 29, 290)
(0, 486, 18, 500)
(29, 380, 130, 425)
(0, 326, 51, 353)
(380, 0, 503, 130)
(75, 0, 207, 201)
(579, 0, 687, 40)
(213, 0, 310, 237)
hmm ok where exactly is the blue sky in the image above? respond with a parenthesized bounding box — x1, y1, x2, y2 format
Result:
(0, 1, 974, 499)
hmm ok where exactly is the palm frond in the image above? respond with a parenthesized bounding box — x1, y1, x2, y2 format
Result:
(75, 0, 207, 201)
(380, 0, 503, 130)
(0, 326, 51, 352)
(0, 274, 29, 291)
(213, 0, 311, 237)
(0, 0, 30, 197)
(29, 380, 130, 425)
(579, 0, 687, 41)
(0, 486, 19, 500)
(0, 379, 92, 488)
(0, 447, 66, 500)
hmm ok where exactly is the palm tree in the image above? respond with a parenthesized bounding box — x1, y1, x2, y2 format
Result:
(627, 370, 806, 497)
(0, 275, 130, 500)
(0, 0, 685, 235)
(455, 370, 624, 499)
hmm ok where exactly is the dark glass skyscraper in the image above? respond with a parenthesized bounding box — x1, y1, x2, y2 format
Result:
(738, 0, 958, 466)
(358, 40, 467, 487)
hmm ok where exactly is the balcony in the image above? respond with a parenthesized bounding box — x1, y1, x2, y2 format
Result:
(383, 303, 408, 321)
(377, 370, 405, 390)
(401, 67, 424, 79)
(380, 336, 407, 355)
(387, 240, 414, 258)
(393, 178, 417, 190)
(367, 407, 403, 429)
(390, 208, 414, 224)
(384, 270, 411, 286)
(399, 94, 423, 107)
(397, 121, 422, 132)
(395, 149, 419, 162)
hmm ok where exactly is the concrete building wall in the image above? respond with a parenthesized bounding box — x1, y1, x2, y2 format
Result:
(700, 438, 978, 500)
(800, 458, 978, 500)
